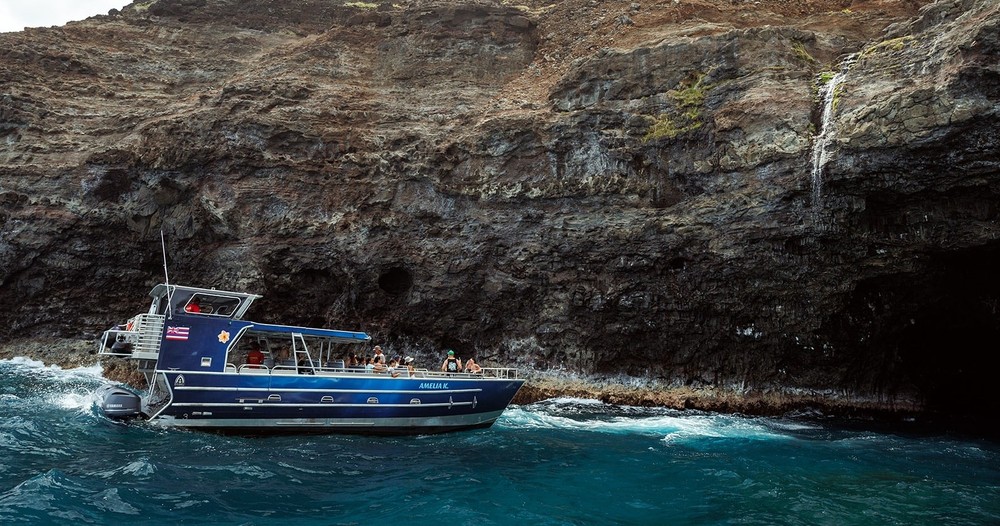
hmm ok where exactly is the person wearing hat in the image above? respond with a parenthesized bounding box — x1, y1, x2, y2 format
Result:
(404, 356, 415, 377)
(441, 349, 462, 373)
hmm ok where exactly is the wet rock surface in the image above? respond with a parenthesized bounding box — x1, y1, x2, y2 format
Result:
(2, 0, 998, 423)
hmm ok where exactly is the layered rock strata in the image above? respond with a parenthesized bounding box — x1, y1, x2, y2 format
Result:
(1, 0, 998, 420)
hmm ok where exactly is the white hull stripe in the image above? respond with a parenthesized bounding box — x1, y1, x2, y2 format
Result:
(170, 401, 475, 408)
(173, 386, 483, 395)
(153, 410, 505, 429)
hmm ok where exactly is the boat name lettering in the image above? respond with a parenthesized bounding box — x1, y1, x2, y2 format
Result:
(418, 382, 449, 389)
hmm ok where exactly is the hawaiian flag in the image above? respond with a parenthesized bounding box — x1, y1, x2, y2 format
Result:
(165, 326, 190, 341)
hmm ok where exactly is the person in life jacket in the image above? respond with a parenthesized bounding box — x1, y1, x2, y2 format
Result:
(246, 342, 265, 368)
(440, 349, 463, 373)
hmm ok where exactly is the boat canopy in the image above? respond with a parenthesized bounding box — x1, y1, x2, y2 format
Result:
(245, 322, 370, 344)
(146, 284, 370, 343)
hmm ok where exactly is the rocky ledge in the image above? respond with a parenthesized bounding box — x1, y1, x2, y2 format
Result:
(0, 336, 927, 422)
(2, 0, 999, 424)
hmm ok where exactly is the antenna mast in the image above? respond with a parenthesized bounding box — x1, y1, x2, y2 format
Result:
(161, 230, 174, 319)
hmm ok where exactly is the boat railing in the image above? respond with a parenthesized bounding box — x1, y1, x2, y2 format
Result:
(479, 367, 520, 379)
(238, 364, 269, 374)
(271, 365, 300, 375)
(418, 367, 520, 380)
(230, 363, 520, 380)
(98, 313, 165, 360)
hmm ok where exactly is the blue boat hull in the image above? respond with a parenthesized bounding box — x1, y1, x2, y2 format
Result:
(149, 370, 524, 435)
(97, 282, 526, 435)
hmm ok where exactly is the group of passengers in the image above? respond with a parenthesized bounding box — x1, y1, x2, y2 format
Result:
(440, 349, 482, 374)
(241, 342, 483, 376)
(339, 346, 416, 378)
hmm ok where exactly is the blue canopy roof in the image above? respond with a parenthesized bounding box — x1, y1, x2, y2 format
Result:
(246, 322, 370, 344)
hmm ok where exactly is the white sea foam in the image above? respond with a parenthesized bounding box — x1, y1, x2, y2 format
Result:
(501, 405, 794, 444)
(0, 357, 104, 379)
(48, 391, 98, 411)
(1, 356, 49, 368)
(1, 357, 108, 419)
(539, 397, 607, 407)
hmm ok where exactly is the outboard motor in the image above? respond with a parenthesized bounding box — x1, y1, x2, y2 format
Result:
(97, 384, 142, 420)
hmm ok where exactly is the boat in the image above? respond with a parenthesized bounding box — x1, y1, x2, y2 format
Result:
(96, 283, 525, 434)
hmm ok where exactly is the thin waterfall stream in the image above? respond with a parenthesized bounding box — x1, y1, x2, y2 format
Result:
(811, 55, 857, 208)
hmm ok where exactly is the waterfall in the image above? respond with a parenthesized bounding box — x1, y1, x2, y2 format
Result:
(811, 55, 856, 207)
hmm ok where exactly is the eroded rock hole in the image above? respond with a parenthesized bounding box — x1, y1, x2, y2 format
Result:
(378, 267, 412, 295)
(895, 244, 1000, 417)
(839, 242, 1000, 422)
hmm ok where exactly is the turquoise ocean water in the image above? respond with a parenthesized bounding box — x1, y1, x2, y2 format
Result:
(2, 357, 999, 525)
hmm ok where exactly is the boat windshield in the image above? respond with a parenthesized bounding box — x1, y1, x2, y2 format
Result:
(148, 284, 260, 319)
(183, 293, 242, 316)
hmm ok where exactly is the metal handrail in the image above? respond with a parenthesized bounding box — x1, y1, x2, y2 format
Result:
(228, 364, 519, 379)
(98, 313, 165, 359)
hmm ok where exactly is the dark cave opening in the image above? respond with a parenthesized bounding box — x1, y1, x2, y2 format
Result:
(378, 267, 413, 296)
(880, 243, 1000, 418)
(895, 244, 1000, 416)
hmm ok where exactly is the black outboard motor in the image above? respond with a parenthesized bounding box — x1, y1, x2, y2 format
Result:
(97, 384, 142, 420)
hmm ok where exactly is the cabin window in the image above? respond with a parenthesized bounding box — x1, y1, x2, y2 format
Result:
(183, 293, 243, 317)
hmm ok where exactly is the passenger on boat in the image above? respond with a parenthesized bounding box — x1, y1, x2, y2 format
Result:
(441, 350, 462, 373)
(387, 358, 400, 378)
(184, 300, 201, 313)
(297, 354, 314, 374)
(274, 347, 294, 368)
(464, 358, 482, 374)
(246, 342, 265, 368)
(404, 356, 415, 377)
(364, 357, 375, 373)
(372, 346, 386, 364)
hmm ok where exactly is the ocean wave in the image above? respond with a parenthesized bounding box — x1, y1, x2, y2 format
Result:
(0, 469, 86, 518)
(500, 405, 795, 444)
(90, 487, 140, 515)
(93, 458, 158, 480)
(0, 357, 104, 379)
(535, 396, 608, 407)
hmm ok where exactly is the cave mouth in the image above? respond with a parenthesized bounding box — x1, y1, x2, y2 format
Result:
(378, 267, 413, 296)
(893, 243, 1000, 418)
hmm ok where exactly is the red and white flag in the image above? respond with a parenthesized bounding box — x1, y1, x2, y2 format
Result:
(165, 326, 190, 341)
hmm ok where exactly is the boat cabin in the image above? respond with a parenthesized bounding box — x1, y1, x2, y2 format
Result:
(146, 284, 261, 320)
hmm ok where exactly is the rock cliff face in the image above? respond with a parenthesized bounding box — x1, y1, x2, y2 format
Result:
(2, 0, 998, 418)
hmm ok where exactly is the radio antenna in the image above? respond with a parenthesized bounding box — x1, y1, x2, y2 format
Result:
(160, 230, 174, 319)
